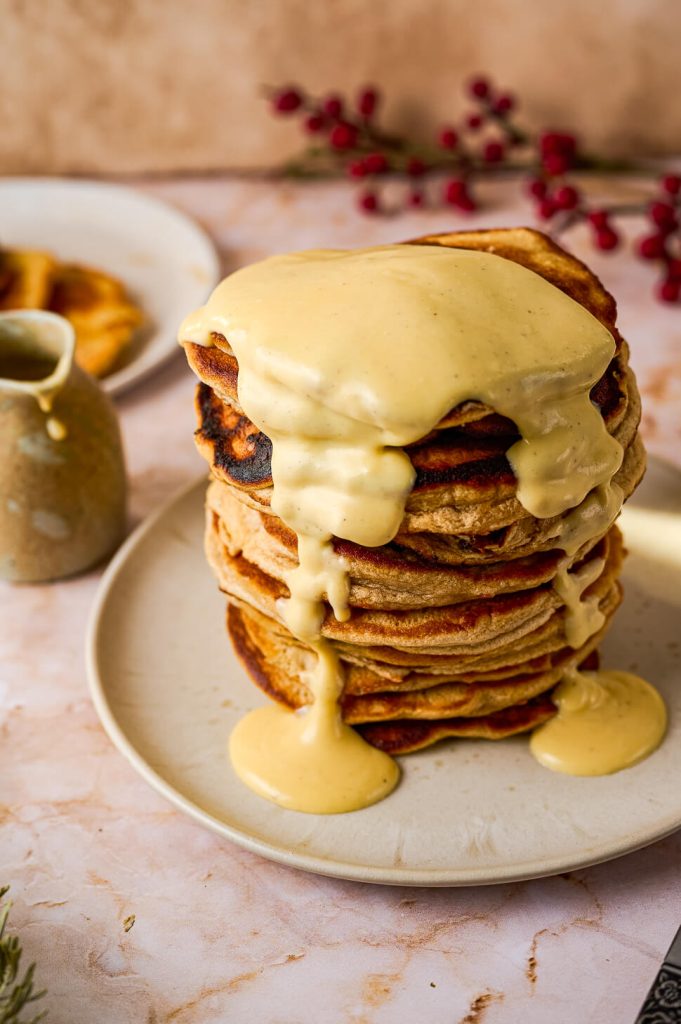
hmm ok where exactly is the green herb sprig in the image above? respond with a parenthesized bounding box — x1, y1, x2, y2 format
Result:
(0, 888, 46, 1024)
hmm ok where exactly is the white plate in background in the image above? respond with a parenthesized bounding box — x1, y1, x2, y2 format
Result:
(0, 178, 220, 395)
(86, 458, 681, 886)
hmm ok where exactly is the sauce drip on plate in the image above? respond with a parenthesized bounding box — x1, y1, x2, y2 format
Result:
(530, 669, 667, 775)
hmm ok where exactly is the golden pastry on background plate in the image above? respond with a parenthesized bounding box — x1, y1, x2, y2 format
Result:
(0, 248, 56, 310)
(47, 262, 145, 379)
(0, 247, 143, 378)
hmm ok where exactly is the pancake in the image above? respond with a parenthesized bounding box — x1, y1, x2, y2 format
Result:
(356, 702, 557, 754)
(206, 472, 635, 610)
(206, 507, 623, 651)
(180, 228, 645, 753)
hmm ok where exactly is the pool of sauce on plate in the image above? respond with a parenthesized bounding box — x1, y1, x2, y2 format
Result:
(180, 244, 665, 813)
(530, 669, 667, 775)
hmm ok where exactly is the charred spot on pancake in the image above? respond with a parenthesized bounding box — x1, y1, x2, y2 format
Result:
(196, 382, 273, 486)
(590, 356, 626, 420)
(411, 451, 515, 492)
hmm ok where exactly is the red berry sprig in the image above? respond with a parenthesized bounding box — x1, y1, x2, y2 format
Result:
(267, 76, 680, 304)
(267, 75, 531, 216)
(529, 168, 681, 303)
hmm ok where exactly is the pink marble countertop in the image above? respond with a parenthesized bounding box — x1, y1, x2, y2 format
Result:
(2, 175, 681, 1024)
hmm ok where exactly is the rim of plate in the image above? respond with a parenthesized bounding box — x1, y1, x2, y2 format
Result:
(0, 177, 220, 397)
(86, 465, 681, 887)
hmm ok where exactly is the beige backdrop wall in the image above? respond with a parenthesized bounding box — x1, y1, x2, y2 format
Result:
(1, 0, 679, 175)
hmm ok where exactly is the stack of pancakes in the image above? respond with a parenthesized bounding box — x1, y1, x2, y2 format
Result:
(182, 228, 645, 754)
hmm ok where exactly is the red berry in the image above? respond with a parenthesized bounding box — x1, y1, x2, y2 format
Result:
(358, 190, 379, 213)
(467, 113, 483, 130)
(439, 126, 459, 149)
(406, 157, 427, 177)
(329, 122, 357, 150)
(587, 209, 610, 229)
(457, 193, 477, 212)
(443, 179, 475, 210)
(540, 131, 577, 157)
(554, 185, 580, 210)
(323, 94, 344, 118)
(304, 113, 325, 134)
(527, 178, 547, 199)
(539, 131, 560, 153)
(469, 77, 490, 99)
(444, 178, 466, 204)
(347, 159, 367, 178)
(667, 258, 681, 280)
(272, 88, 302, 113)
(357, 87, 378, 117)
(595, 228, 620, 251)
(649, 201, 677, 229)
(537, 197, 557, 220)
(364, 152, 388, 174)
(658, 220, 678, 237)
(408, 189, 425, 208)
(662, 174, 681, 196)
(658, 277, 681, 303)
(483, 140, 505, 163)
(493, 93, 515, 115)
(543, 153, 569, 176)
(638, 234, 667, 260)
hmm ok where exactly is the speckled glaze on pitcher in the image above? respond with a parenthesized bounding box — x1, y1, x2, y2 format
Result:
(0, 310, 127, 582)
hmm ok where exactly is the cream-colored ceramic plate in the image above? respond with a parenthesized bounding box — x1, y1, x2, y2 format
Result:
(0, 178, 219, 395)
(86, 458, 681, 886)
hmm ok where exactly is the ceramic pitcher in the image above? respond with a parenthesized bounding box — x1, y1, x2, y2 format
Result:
(0, 310, 127, 582)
